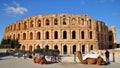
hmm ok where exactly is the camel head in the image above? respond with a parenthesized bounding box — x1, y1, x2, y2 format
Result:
(76, 51, 83, 62)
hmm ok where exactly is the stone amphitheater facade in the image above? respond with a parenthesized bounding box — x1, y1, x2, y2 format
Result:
(4, 14, 116, 55)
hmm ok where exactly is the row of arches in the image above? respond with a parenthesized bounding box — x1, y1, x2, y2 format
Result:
(5, 16, 94, 33)
(7, 30, 93, 40)
(22, 44, 94, 54)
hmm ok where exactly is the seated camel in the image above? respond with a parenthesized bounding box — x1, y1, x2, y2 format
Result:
(33, 54, 47, 64)
(76, 51, 106, 65)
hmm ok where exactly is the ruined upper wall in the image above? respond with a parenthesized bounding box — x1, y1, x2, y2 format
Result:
(4, 13, 108, 33)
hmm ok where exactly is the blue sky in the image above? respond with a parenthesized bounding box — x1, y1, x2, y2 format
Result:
(0, 0, 120, 43)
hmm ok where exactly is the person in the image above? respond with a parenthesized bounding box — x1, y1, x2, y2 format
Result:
(105, 49, 110, 63)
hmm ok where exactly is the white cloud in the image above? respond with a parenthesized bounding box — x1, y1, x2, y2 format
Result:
(4, 1, 28, 15)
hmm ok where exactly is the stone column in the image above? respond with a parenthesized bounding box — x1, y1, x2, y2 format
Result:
(68, 44, 71, 55)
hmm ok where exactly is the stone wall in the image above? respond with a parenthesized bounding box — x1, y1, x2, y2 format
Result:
(4, 13, 116, 55)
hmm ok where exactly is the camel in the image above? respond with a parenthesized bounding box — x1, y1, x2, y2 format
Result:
(33, 54, 47, 64)
(76, 51, 106, 65)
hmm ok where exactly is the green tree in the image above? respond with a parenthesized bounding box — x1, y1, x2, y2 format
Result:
(0, 38, 20, 49)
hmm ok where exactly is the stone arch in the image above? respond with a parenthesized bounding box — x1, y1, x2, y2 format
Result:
(18, 34, 20, 40)
(72, 18, 75, 25)
(63, 18, 66, 25)
(81, 18, 84, 25)
(22, 45, 25, 51)
(30, 20, 34, 27)
(81, 31, 84, 39)
(23, 33, 26, 40)
(63, 45, 67, 54)
(18, 23, 20, 30)
(30, 32, 33, 40)
(109, 45, 112, 49)
(54, 18, 58, 25)
(14, 24, 16, 30)
(90, 45, 93, 50)
(72, 31, 76, 39)
(36, 45, 40, 49)
(10, 25, 12, 31)
(46, 19, 50, 25)
(24, 22, 27, 29)
(54, 31, 58, 39)
(37, 32, 41, 40)
(54, 45, 58, 50)
(82, 45, 85, 54)
(72, 45, 76, 54)
(45, 45, 49, 49)
(45, 31, 49, 39)
(37, 20, 41, 27)
(13, 34, 15, 39)
(63, 31, 67, 39)
(90, 31, 92, 39)
(89, 19, 92, 28)
(29, 45, 32, 52)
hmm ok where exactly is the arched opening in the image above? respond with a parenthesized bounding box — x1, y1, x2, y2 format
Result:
(54, 31, 58, 39)
(46, 19, 49, 25)
(90, 45, 93, 50)
(90, 31, 92, 39)
(13, 34, 15, 39)
(18, 23, 20, 30)
(24, 22, 27, 29)
(63, 18, 66, 25)
(45, 45, 49, 50)
(73, 45, 76, 54)
(22, 46, 25, 51)
(18, 34, 20, 40)
(54, 18, 58, 25)
(89, 19, 92, 29)
(81, 31, 84, 39)
(23, 33, 26, 40)
(54, 45, 58, 50)
(14, 24, 16, 30)
(37, 20, 41, 27)
(37, 32, 41, 40)
(72, 18, 75, 25)
(109, 45, 113, 49)
(81, 19, 84, 25)
(63, 45, 67, 54)
(96, 22, 99, 32)
(82, 45, 85, 54)
(109, 35, 113, 41)
(63, 31, 67, 39)
(30, 32, 33, 40)
(30, 21, 34, 27)
(72, 31, 76, 39)
(45, 31, 49, 39)
(37, 45, 40, 49)
(29, 46, 32, 52)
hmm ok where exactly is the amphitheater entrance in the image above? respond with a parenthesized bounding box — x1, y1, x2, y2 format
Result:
(22, 46, 25, 51)
(72, 45, 76, 54)
(82, 45, 85, 54)
(37, 45, 40, 49)
(54, 45, 58, 50)
(45, 45, 49, 50)
(29, 46, 32, 52)
(63, 45, 67, 54)
(109, 45, 113, 49)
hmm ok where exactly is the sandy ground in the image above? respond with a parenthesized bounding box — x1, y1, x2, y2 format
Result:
(0, 56, 120, 68)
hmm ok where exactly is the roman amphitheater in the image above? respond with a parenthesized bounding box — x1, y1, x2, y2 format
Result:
(4, 14, 116, 55)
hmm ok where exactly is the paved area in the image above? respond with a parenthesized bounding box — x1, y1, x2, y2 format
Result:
(0, 56, 120, 68)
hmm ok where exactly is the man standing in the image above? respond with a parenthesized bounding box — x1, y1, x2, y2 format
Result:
(105, 49, 110, 63)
